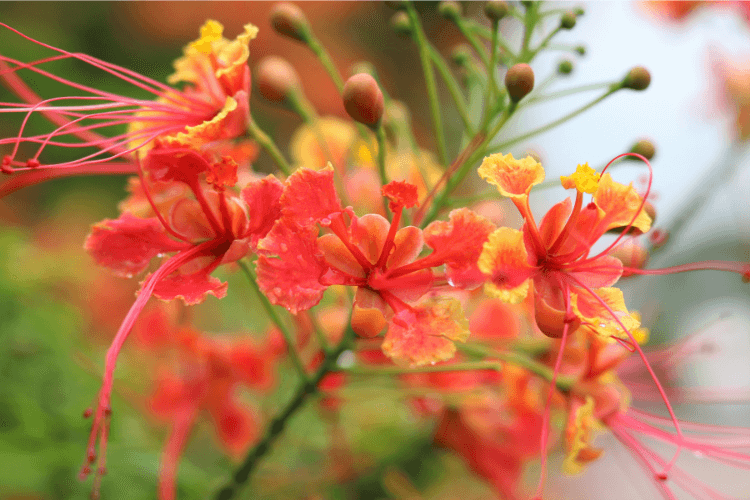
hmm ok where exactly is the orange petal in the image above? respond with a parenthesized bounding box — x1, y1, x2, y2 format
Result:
(593, 173, 652, 234)
(478, 227, 536, 303)
(571, 287, 642, 340)
(478, 152, 544, 200)
(382, 298, 470, 367)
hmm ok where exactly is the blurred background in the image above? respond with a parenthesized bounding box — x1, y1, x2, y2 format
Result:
(1, 2, 749, 499)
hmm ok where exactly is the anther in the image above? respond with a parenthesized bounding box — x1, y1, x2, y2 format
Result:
(97, 466, 108, 476)
(1, 155, 14, 175)
(26, 158, 40, 168)
(655, 472, 668, 481)
(103, 405, 112, 417)
(83, 408, 93, 418)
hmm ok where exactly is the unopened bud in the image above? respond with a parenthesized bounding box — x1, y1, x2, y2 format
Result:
(256, 56, 300, 104)
(505, 63, 535, 102)
(438, 1, 462, 21)
(484, 1, 509, 21)
(575, 45, 586, 56)
(270, 3, 310, 43)
(629, 139, 656, 160)
(350, 61, 377, 78)
(391, 11, 413, 36)
(649, 228, 668, 248)
(610, 241, 649, 277)
(343, 73, 385, 127)
(623, 66, 651, 91)
(558, 59, 573, 75)
(574, 7, 585, 16)
(451, 44, 472, 66)
(561, 11, 577, 29)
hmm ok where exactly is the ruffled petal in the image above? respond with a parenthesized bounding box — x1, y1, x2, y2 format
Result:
(85, 214, 189, 277)
(151, 269, 228, 305)
(423, 208, 497, 289)
(593, 173, 652, 234)
(256, 221, 328, 314)
(381, 180, 419, 211)
(478, 152, 544, 200)
(280, 166, 343, 227)
(240, 174, 284, 248)
(572, 287, 642, 340)
(382, 298, 470, 367)
(478, 227, 537, 302)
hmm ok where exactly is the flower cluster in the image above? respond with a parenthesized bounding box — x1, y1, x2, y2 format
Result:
(1, 3, 749, 500)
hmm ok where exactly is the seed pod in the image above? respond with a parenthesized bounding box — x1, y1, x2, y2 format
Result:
(270, 3, 310, 43)
(623, 66, 651, 91)
(343, 73, 385, 127)
(505, 63, 535, 102)
(256, 56, 300, 104)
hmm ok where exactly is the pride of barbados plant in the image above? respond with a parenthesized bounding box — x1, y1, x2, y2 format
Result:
(1, 2, 750, 500)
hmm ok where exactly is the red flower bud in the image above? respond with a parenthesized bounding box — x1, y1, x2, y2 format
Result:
(256, 56, 300, 104)
(505, 63, 535, 102)
(270, 3, 310, 42)
(343, 73, 385, 127)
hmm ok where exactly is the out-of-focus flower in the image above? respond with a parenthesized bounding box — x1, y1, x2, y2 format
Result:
(713, 52, 750, 142)
(0, 20, 255, 195)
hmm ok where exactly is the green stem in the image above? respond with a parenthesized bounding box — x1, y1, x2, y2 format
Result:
(215, 326, 355, 500)
(238, 260, 307, 381)
(466, 20, 516, 63)
(487, 85, 621, 155)
(453, 18, 491, 69)
(527, 25, 562, 61)
(406, 1, 448, 165)
(375, 124, 391, 217)
(246, 116, 292, 176)
(525, 81, 618, 105)
(306, 36, 345, 94)
(428, 44, 474, 134)
(483, 19, 501, 123)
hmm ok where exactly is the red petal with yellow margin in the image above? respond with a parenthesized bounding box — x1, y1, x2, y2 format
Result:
(85, 214, 189, 277)
(424, 208, 497, 289)
(382, 298, 470, 367)
(593, 173, 652, 234)
(256, 220, 328, 314)
(478, 227, 537, 302)
(151, 270, 228, 305)
(478, 153, 544, 199)
(280, 166, 342, 227)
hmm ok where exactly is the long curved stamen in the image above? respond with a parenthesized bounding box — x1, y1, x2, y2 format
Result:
(534, 281, 572, 500)
(589, 152, 653, 261)
(135, 153, 192, 243)
(567, 275, 685, 476)
(81, 240, 222, 490)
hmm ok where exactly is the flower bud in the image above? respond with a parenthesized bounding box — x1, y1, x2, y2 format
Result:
(574, 7, 585, 16)
(343, 73, 385, 127)
(484, 1, 509, 21)
(561, 11, 577, 29)
(438, 1, 462, 21)
(270, 3, 311, 43)
(505, 63, 534, 102)
(610, 241, 649, 277)
(384, 0, 406, 10)
(451, 44, 472, 66)
(629, 139, 656, 160)
(558, 59, 574, 75)
(256, 56, 300, 104)
(575, 45, 586, 56)
(623, 66, 651, 91)
(390, 11, 413, 36)
(349, 61, 377, 78)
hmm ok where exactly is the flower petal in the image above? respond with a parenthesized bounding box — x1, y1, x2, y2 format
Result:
(151, 270, 228, 305)
(240, 174, 284, 247)
(280, 166, 342, 227)
(478, 227, 536, 302)
(85, 214, 188, 277)
(478, 153, 544, 200)
(593, 173, 652, 234)
(424, 208, 497, 289)
(382, 298, 470, 367)
(256, 221, 328, 314)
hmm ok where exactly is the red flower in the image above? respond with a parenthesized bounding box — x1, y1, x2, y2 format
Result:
(80, 146, 282, 491)
(0, 20, 255, 195)
(256, 168, 495, 366)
